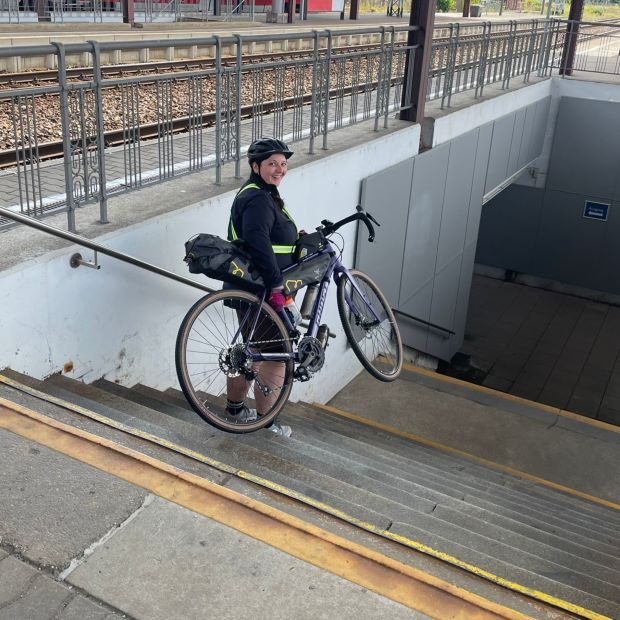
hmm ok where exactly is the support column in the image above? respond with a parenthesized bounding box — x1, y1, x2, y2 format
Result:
(400, 0, 436, 124)
(122, 0, 134, 24)
(560, 0, 584, 76)
(349, 0, 359, 20)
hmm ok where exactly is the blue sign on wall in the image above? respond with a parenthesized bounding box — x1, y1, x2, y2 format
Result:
(583, 201, 610, 221)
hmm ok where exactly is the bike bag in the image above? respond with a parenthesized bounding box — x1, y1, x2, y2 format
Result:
(294, 231, 325, 261)
(183, 233, 264, 290)
(281, 253, 331, 295)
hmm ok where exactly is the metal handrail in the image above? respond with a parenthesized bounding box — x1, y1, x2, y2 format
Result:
(0, 207, 214, 294)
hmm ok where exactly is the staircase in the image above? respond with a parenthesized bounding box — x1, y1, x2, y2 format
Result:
(1, 368, 619, 619)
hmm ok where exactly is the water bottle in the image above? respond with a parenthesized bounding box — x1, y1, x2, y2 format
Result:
(300, 284, 319, 319)
(284, 297, 302, 326)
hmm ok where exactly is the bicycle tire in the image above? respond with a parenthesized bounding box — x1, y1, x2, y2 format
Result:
(175, 289, 294, 433)
(336, 269, 403, 382)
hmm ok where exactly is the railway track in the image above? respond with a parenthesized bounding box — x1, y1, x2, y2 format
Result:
(0, 21, 562, 89)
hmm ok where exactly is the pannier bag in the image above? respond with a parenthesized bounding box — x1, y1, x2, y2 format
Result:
(294, 231, 325, 261)
(281, 253, 331, 295)
(184, 233, 264, 290)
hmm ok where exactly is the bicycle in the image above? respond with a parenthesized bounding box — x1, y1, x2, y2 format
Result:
(175, 206, 403, 433)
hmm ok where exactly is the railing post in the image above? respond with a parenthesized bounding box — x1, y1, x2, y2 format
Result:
(374, 27, 386, 131)
(51, 42, 77, 233)
(235, 34, 242, 179)
(502, 20, 517, 90)
(475, 22, 491, 99)
(88, 40, 109, 225)
(399, 0, 436, 124)
(322, 30, 332, 150)
(214, 36, 222, 184)
(524, 19, 538, 83)
(309, 30, 320, 155)
(383, 26, 395, 129)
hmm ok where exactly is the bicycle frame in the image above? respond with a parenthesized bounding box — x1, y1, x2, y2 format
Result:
(238, 238, 383, 366)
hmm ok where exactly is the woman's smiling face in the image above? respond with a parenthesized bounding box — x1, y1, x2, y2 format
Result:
(254, 154, 288, 186)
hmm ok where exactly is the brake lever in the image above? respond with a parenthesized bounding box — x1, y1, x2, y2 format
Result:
(367, 212, 381, 227)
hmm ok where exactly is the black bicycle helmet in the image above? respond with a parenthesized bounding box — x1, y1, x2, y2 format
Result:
(247, 138, 294, 165)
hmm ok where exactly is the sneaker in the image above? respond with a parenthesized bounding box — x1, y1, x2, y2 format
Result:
(226, 404, 258, 422)
(266, 421, 292, 438)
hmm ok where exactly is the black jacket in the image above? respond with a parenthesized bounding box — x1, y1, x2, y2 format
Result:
(228, 173, 298, 290)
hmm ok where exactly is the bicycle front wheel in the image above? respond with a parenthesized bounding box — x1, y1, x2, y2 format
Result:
(337, 269, 403, 382)
(175, 290, 294, 433)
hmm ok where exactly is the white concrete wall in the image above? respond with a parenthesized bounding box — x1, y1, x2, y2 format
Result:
(430, 79, 553, 147)
(516, 78, 620, 190)
(0, 125, 420, 405)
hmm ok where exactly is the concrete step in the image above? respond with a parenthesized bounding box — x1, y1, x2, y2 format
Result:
(3, 369, 619, 618)
(87, 380, 620, 594)
(92, 379, 200, 427)
(283, 413, 620, 568)
(97, 378, 619, 560)
(44, 376, 440, 528)
(288, 403, 620, 546)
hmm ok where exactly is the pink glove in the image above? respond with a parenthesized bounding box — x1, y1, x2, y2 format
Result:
(267, 289, 286, 313)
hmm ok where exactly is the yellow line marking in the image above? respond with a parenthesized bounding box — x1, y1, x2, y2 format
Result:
(314, 401, 620, 512)
(402, 362, 620, 435)
(0, 375, 613, 620)
(0, 398, 537, 620)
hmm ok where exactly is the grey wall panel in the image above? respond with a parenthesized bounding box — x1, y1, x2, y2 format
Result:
(427, 256, 462, 360)
(530, 96, 551, 163)
(357, 158, 414, 306)
(399, 280, 434, 351)
(601, 200, 620, 293)
(507, 107, 527, 178)
(547, 98, 620, 200)
(436, 130, 478, 273)
(485, 113, 516, 195)
(399, 143, 449, 307)
(534, 189, 611, 291)
(518, 103, 537, 169)
(466, 123, 493, 247)
(451, 242, 477, 358)
(476, 185, 544, 274)
(517, 103, 536, 169)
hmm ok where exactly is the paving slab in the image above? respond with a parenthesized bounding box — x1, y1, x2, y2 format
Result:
(67, 497, 425, 620)
(0, 555, 121, 620)
(0, 427, 146, 572)
(464, 275, 620, 422)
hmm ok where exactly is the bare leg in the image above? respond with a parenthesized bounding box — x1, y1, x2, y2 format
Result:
(254, 361, 286, 415)
(227, 374, 250, 403)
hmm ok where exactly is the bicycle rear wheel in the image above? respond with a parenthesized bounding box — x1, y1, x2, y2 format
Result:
(175, 290, 294, 433)
(336, 269, 403, 381)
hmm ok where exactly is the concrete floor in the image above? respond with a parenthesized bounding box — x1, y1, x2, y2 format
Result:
(460, 273, 620, 425)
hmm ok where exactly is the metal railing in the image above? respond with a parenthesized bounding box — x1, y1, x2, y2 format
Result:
(0, 27, 416, 231)
(1, 19, 619, 233)
(428, 19, 554, 107)
(550, 18, 620, 76)
(0, 206, 215, 291)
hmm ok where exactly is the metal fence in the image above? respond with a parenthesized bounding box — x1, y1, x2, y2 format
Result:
(548, 18, 620, 76)
(0, 28, 416, 231)
(1, 19, 619, 232)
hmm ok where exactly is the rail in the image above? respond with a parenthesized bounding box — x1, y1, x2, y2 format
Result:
(0, 205, 214, 293)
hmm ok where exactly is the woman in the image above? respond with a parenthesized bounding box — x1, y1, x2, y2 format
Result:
(225, 138, 298, 436)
